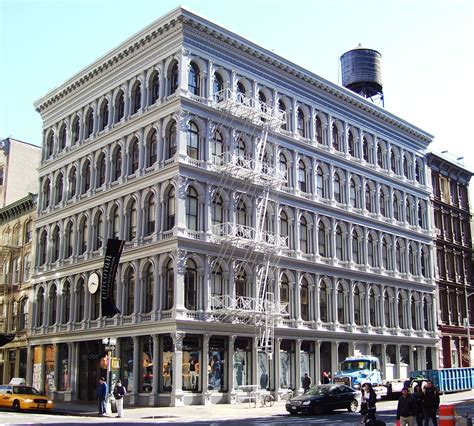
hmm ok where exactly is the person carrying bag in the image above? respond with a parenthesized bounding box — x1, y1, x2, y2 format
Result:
(113, 380, 127, 418)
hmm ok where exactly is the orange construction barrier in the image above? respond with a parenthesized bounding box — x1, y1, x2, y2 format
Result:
(439, 404, 455, 426)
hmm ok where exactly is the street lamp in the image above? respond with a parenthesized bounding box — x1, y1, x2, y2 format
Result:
(463, 291, 474, 367)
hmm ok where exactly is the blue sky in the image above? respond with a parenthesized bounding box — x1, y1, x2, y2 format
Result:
(1, 0, 473, 171)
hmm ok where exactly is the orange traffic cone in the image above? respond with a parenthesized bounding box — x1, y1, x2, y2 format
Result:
(439, 404, 455, 426)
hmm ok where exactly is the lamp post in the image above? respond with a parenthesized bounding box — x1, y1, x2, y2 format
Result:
(463, 291, 474, 367)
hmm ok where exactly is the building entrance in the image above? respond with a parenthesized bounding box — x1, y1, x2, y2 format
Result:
(78, 341, 101, 401)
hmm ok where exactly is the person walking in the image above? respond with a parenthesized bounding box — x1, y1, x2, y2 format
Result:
(422, 380, 440, 426)
(322, 371, 330, 384)
(113, 380, 127, 418)
(302, 373, 311, 393)
(97, 377, 108, 417)
(360, 383, 377, 424)
(412, 384, 424, 426)
(396, 387, 417, 426)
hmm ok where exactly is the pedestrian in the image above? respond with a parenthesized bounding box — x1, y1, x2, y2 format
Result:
(360, 383, 377, 424)
(412, 384, 424, 426)
(302, 373, 311, 393)
(422, 380, 440, 426)
(113, 379, 127, 418)
(396, 387, 417, 426)
(97, 377, 108, 417)
(322, 371, 330, 384)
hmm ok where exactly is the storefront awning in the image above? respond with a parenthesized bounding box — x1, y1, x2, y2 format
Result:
(0, 334, 15, 347)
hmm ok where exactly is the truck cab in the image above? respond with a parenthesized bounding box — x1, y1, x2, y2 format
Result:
(333, 356, 382, 390)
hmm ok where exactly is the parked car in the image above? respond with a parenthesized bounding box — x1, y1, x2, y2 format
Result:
(0, 385, 53, 412)
(285, 384, 359, 415)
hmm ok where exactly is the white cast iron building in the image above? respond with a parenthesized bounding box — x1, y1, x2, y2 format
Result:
(30, 7, 438, 406)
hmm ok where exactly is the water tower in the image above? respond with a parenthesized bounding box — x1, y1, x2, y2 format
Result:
(340, 44, 384, 106)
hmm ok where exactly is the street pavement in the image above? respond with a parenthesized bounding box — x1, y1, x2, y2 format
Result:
(0, 389, 472, 425)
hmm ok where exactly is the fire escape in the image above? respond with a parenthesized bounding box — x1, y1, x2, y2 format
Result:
(208, 88, 288, 358)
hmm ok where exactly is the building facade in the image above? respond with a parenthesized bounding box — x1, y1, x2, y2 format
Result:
(0, 138, 41, 209)
(0, 193, 37, 382)
(31, 7, 438, 406)
(427, 153, 473, 367)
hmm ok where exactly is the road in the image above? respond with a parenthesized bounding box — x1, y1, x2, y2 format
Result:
(0, 390, 472, 425)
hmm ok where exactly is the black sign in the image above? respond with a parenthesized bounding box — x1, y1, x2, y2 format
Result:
(0, 334, 15, 347)
(101, 239, 125, 318)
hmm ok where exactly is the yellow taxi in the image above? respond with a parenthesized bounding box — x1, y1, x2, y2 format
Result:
(0, 384, 53, 411)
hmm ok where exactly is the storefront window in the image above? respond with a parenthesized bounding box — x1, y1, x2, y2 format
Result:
(140, 336, 153, 393)
(280, 340, 294, 389)
(300, 341, 314, 389)
(18, 349, 27, 381)
(233, 338, 251, 388)
(120, 337, 134, 392)
(208, 337, 227, 392)
(58, 344, 69, 391)
(182, 335, 201, 392)
(258, 352, 271, 390)
(44, 345, 55, 395)
(161, 335, 173, 392)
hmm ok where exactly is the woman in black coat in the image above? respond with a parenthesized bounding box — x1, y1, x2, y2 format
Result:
(360, 383, 377, 423)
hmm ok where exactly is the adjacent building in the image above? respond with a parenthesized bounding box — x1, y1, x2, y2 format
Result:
(427, 153, 473, 367)
(0, 193, 37, 382)
(31, 7, 438, 406)
(0, 138, 41, 208)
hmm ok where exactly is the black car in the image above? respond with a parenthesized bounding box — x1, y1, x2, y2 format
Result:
(285, 384, 359, 415)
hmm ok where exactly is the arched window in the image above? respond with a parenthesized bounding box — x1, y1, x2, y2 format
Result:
(348, 131, 355, 156)
(48, 285, 57, 326)
(235, 268, 247, 299)
(23, 253, 31, 281)
(236, 82, 246, 101)
(76, 279, 85, 322)
(298, 160, 307, 192)
(403, 155, 409, 178)
(61, 283, 72, 323)
(97, 153, 106, 187)
(211, 263, 223, 299)
(278, 100, 287, 130)
(79, 217, 88, 254)
(115, 91, 125, 122)
(129, 138, 139, 174)
(415, 159, 422, 183)
(320, 281, 328, 322)
(72, 116, 80, 144)
(167, 122, 177, 159)
(316, 167, 325, 198)
(409, 245, 415, 275)
(36, 288, 44, 327)
(55, 174, 63, 204)
(299, 216, 308, 254)
(315, 116, 323, 144)
(11, 257, 19, 283)
(421, 247, 428, 277)
(396, 241, 403, 273)
(185, 259, 197, 310)
(111, 205, 120, 239)
(384, 292, 391, 327)
(94, 211, 104, 250)
(335, 226, 343, 260)
(150, 71, 160, 104)
(124, 268, 135, 316)
(318, 221, 327, 257)
(365, 183, 373, 212)
(146, 130, 158, 167)
(363, 137, 370, 162)
(352, 230, 360, 264)
(144, 264, 154, 313)
(236, 199, 248, 228)
(236, 137, 246, 161)
(380, 189, 387, 217)
(18, 298, 27, 330)
(91, 289, 100, 321)
(300, 278, 309, 321)
(100, 100, 109, 131)
(113, 147, 122, 180)
(165, 187, 175, 231)
(367, 234, 375, 267)
(68, 167, 77, 199)
(188, 62, 200, 96)
(423, 297, 429, 330)
(280, 210, 289, 246)
(38, 230, 47, 265)
(280, 274, 289, 309)
(169, 62, 179, 95)
(211, 193, 224, 227)
(42, 178, 50, 209)
(411, 295, 417, 330)
(349, 178, 358, 207)
(131, 82, 141, 115)
(213, 72, 224, 101)
(64, 222, 74, 258)
(85, 109, 94, 139)
(393, 193, 401, 221)
(398, 293, 405, 328)
(382, 237, 389, 269)
(186, 186, 198, 231)
(337, 284, 345, 323)
(297, 108, 305, 137)
(59, 125, 67, 150)
(81, 160, 91, 194)
(354, 286, 362, 325)
(279, 153, 289, 184)
(163, 259, 174, 310)
(334, 173, 342, 203)
(332, 123, 339, 150)
(391, 150, 397, 173)
(377, 144, 383, 167)
(45, 131, 54, 158)
(127, 200, 137, 240)
(369, 289, 376, 326)
(52, 227, 60, 262)
(211, 130, 224, 165)
(187, 121, 199, 159)
(144, 194, 156, 236)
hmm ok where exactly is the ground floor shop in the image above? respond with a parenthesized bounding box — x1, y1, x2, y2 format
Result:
(0, 340, 28, 384)
(439, 327, 473, 368)
(26, 331, 438, 406)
